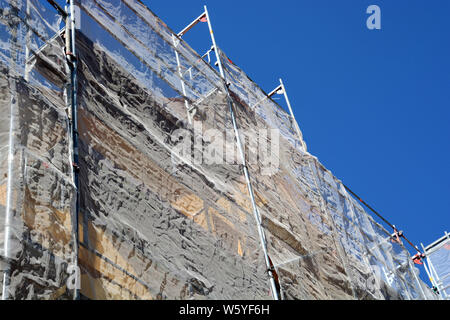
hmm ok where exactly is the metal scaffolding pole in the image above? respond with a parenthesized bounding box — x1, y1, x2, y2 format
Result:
(24, 0, 31, 82)
(2, 0, 21, 301)
(421, 250, 440, 299)
(68, 0, 80, 300)
(421, 242, 445, 300)
(171, 34, 192, 124)
(203, 5, 279, 300)
(279, 78, 307, 152)
(409, 258, 427, 299)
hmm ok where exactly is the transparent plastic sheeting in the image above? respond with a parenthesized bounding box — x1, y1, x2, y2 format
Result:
(0, 0, 434, 299)
(427, 238, 450, 298)
(219, 49, 307, 153)
(0, 0, 76, 300)
(73, 0, 269, 299)
(74, 0, 432, 300)
(74, 0, 223, 119)
(0, 0, 65, 91)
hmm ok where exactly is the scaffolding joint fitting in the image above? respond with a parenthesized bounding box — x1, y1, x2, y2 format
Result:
(72, 162, 80, 173)
(66, 51, 77, 61)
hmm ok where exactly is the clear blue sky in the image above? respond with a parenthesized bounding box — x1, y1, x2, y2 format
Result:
(145, 1, 450, 255)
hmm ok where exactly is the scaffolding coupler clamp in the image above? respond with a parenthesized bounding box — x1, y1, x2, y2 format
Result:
(66, 51, 77, 62)
(390, 227, 403, 244)
(72, 162, 80, 173)
(412, 252, 425, 265)
(188, 104, 197, 113)
(267, 266, 275, 273)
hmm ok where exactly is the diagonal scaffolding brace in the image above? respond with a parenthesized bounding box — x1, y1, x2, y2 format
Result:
(204, 5, 279, 300)
(176, 5, 280, 300)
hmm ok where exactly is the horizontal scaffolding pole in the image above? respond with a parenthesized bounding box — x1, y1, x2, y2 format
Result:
(178, 11, 206, 37)
(47, 0, 68, 18)
(423, 232, 450, 253)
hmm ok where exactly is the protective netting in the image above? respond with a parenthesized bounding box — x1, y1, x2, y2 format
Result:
(0, 0, 434, 299)
(218, 37, 431, 300)
(0, 0, 76, 299)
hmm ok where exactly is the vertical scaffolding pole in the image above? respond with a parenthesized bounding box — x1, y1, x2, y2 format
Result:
(2, 0, 21, 300)
(204, 6, 279, 300)
(421, 243, 444, 300)
(24, 0, 31, 82)
(204, 6, 225, 79)
(2, 75, 14, 299)
(421, 253, 439, 298)
(409, 258, 427, 299)
(68, 0, 80, 300)
(427, 254, 445, 299)
(279, 78, 307, 152)
(171, 34, 192, 124)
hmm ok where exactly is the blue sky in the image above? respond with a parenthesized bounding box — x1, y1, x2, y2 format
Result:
(145, 1, 450, 256)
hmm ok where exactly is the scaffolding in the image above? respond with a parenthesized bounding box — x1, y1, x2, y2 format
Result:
(421, 232, 450, 299)
(0, 0, 436, 300)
